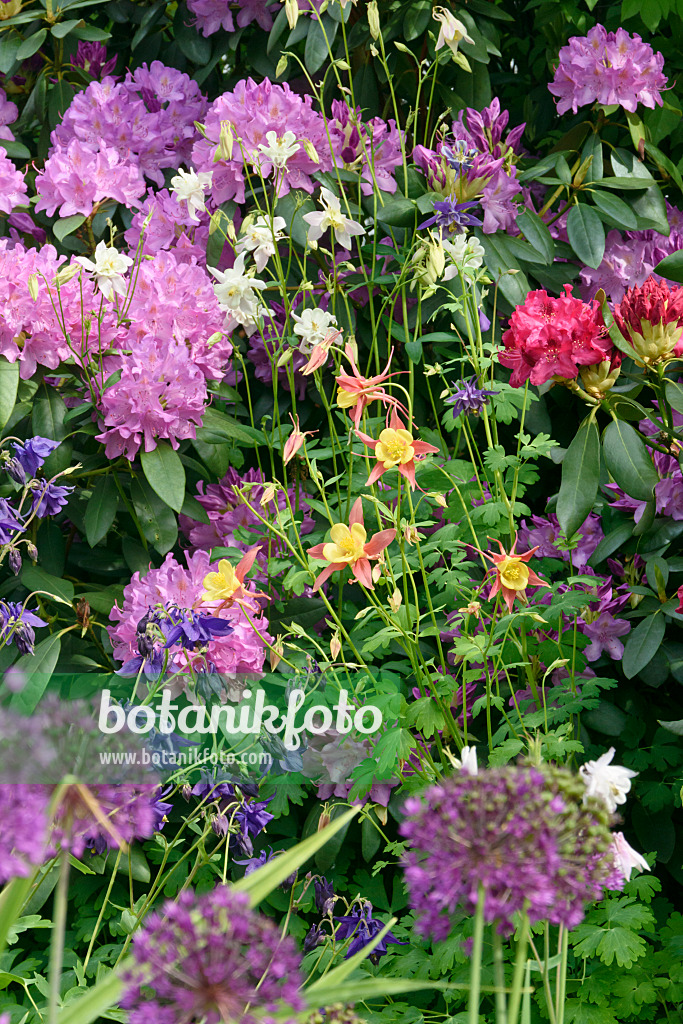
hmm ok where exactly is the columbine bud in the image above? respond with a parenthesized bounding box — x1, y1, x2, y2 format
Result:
(270, 637, 284, 671)
(216, 120, 235, 161)
(276, 347, 294, 368)
(261, 484, 277, 506)
(285, 0, 299, 29)
(26, 542, 38, 561)
(404, 524, 422, 545)
(301, 139, 320, 164)
(330, 632, 342, 660)
(276, 55, 289, 78)
(433, 493, 447, 508)
(27, 274, 39, 300)
(8, 548, 21, 575)
(182, 783, 192, 801)
(388, 588, 402, 613)
(367, 0, 380, 39)
(318, 808, 331, 831)
(54, 264, 81, 286)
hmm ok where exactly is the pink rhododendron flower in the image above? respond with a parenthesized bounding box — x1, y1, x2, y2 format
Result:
(95, 335, 207, 460)
(0, 86, 18, 141)
(34, 138, 146, 217)
(549, 25, 667, 115)
(499, 285, 612, 387)
(0, 150, 27, 214)
(109, 550, 271, 682)
(188, 0, 276, 35)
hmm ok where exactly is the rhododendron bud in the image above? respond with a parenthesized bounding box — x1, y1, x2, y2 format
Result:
(613, 276, 683, 366)
(0, 1, 22, 18)
(579, 357, 621, 398)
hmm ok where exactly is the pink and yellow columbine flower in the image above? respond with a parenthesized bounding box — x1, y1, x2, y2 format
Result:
(200, 546, 265, 612)
(477, 534, 550, 614)
(283, 413, 317, 464)
(307, 498, 396, 591)
(356, 410, 439, 490)
(335, 343, 407, 427)
(302, 326, 342, 376)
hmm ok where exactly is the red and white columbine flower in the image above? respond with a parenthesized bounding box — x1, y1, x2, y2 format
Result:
(356, 409, 439, 490)
(307, 497, 395, 591)
(336, 344, 406, 426)
(476, 533, 550, 614)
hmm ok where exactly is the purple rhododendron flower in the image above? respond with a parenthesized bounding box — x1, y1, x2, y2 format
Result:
(580, 612, 631, 662)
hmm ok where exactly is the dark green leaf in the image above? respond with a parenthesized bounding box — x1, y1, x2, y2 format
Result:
(131, 477, 178, 554)
(403, 1, 431, 40)
(51, 19, 82, 38)
(556, 419, 600, 539)
(591, 191, 638, 231)
(665, 381, 683, 415)
(376, 197, 417, 227)
(140, 443, 186, 513)
(174, 1, 211, 63)
(84, 475, 118, 547)
(566, 204, 605, 269)
(21, 565, 74, 607)
(623, 614, 665, 679)
(32, 386, 68, 441)
(602, 420, 659, 502)
(592, 177, 650, 190)
(516, 209, 554, 264)
(197, 406, 262, 446)
(9, 634, 62, 714)
(0, 357, 19, 431)
(54, 214, 86, 242)
(304, 15, 336, 74)
(655, 250, 683, 285)
(405, 339, 422, 363)
(16, 29, 48, 60)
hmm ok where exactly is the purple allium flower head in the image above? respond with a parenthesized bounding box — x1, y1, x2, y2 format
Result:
(30, 480, 73, 518)
(445, 377, 498, 417)
(400, 763, 618, 938)
(11, 436, 59, 478)
(420, 197, 482, 233)
(121, 887, 305, 1024)
(580, 612, 631, 662)
(549, 25, 667, 115)
(0, 784, 51, 882)
(334, 902, 405, 962)
(74, 41, 116, 78)
(0, 497, 23, 543)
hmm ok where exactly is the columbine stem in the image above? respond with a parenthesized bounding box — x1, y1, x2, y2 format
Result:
(48, 852, 71, 1024)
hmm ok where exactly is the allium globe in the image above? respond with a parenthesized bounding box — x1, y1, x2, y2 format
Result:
(400, 764, 620, 938)
(121, 887, 304, 1024)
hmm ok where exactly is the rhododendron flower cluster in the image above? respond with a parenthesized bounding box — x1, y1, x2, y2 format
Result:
(50, 64, 206, 186)
(109, 549, 271, 681)
(549, 25, 667, 115)
(0, 148, 26, 215)
(0, 86, 18, 140)
(95, 336, 207, 459)
(500, 286, 612, 387)
(34, 138, 146, 218)
(124, 187, 212, 260)
(413, 98, 525, 233)
(188, 0, 276, 36)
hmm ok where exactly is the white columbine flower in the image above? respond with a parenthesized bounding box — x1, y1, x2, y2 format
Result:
(302, 186, 366, 250)
(433, 7, 473, 56)
(75, 241, 133, 301)
(235, 215, 286, 273)
(579, 747, 638, 813)
(453, 745, 478, 775)
(292, 307, 339, 354)
(610, 832, 650, 883)
(209, 253, 268, 332)
(257, 130, 300, 170)
(442, 234, 485, 280)
(170, 167, 213, 223)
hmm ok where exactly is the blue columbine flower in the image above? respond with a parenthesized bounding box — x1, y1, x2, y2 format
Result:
(31, 480, 73, 518)
(420, 197, 482, 233)
(11, 437, 60, 479)
(161, 606, 234, 649)
(334, 901, 405, 963)
(442, 139, 479, 172)
(445, 377, 498, 417)
(0, 601, 47, 655)
(0, 497, 24, 544)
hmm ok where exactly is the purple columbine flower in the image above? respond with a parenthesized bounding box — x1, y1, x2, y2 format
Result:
(0, 497, 23, 543)
(445, 377, 498, 417)
(30, 480, 73, 518)
(420, 197, 482, 233)
(121, 887, 305, 1024)
(11, 436, 59, 478)
(442, 139, 478, 172)
(334, 901, 405, 962)
(161, 606, 234, 649)
(580, 613, 631, 662)
(315, 876, 336, 916)
(0, 601, 46, 655)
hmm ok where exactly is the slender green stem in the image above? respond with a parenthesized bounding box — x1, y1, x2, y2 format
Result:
(468, 887, 486, 1024)
(508, 913, 530, 1024)
(492, 929, 508, 1024)
(48, 853, 71, 1024)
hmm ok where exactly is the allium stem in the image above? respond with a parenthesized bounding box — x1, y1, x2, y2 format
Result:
(507, 913, 530, 1024)
(48, 852, 71, 1024)
(492, 929, 508, 1024)
(467, 886, 486, 1024)
(556, 926, 569, 1024)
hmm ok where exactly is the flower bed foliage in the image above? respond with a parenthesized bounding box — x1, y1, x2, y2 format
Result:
(1, 0, 683, 1022)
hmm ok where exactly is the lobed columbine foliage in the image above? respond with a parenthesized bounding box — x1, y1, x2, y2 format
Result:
(0, 1, 683, 1023)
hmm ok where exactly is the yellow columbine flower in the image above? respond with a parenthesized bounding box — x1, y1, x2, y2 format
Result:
(322, 523, 367, 565)
(201, 560, 240, 603)
(496, 557, 530, 593)
(375, 428, 415, 469)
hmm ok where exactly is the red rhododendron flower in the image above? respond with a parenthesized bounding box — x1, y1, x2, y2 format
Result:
(499, 285, 611, 387)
